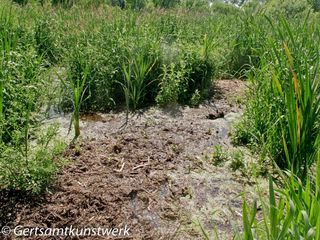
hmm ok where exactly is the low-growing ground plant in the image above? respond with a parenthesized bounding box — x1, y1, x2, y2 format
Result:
(190, 89, 201, 107)
(0, 124, 65, 194)
(211, 145, 228, 166)
(229, 149, 245, 172)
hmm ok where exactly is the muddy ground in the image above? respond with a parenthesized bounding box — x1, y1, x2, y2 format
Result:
(1, 80, 262, 240)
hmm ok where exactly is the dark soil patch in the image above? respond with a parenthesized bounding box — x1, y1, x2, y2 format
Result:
(1, 80, 248, 240)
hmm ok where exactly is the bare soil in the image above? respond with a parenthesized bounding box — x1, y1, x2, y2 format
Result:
(1, 80, 254, 240)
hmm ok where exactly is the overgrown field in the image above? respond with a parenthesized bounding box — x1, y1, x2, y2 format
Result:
(0, 0, 319, 239)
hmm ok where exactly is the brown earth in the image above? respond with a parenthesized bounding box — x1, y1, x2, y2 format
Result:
(1, 80, 258, 240)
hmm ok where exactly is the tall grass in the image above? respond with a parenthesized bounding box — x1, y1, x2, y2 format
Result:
(237, 155, 320, 239)
(234, 15, 320, 180)
(0, 8, 17, 140)
(267, 16, 320, 179)
(61, 53, 90, 140)
(120, 48, 156, 111)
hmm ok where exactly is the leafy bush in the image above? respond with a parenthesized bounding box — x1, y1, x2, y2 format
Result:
(0, 125, 65, 194)
(0, 19, 43, 143)
(0, 10, 65, 194)
(156, 61, 188, 106)
(264, 0, 312, 18)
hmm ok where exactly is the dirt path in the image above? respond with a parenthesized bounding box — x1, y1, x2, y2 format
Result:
(1, 80, 251, 240)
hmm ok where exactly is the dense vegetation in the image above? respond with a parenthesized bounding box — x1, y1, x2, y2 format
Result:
(0, 0, 319, 238)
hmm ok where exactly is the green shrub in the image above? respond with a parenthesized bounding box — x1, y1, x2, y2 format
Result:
(0, 38, 43, 143)
(12, 0, 28, 5)
(153, 0, 180, 8)
(264, 0, 312, 18)
(0, 125, 65, 194)
(51, 0, 74, 8)
(0, 10, 65, 194)
(156, 61, 188, 106)
(156, 39, 215, 106)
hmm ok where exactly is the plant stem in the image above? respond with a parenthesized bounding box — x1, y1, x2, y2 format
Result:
(74, 112, 80, 139)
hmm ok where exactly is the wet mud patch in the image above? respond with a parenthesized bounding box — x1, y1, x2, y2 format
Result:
(2, 80, 254, 239)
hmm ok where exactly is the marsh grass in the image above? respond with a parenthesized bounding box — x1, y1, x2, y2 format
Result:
(267, 16, 320, 180)
(120, 48, 157, 111)
(237, 156, 320, 240)
(234, 15, 320, 180)
(1, 0, 319, 235)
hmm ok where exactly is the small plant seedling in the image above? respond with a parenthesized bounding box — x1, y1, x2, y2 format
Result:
(58, 58, 90, 142)
(211, 145, 228, 166)
(230, 149, 245, 172)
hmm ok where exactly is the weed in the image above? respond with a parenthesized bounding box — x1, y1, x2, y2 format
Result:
(190, 89, 201, 107)
(230, 150, 245, 172)
(211, 145, 228, 166)
(156, 61, 188, 106)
